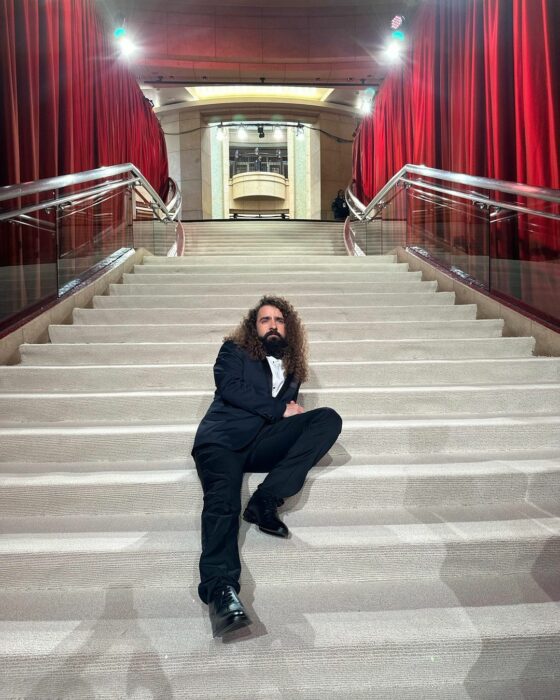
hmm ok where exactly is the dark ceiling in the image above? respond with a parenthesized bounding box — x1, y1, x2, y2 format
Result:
(100, 0, 418, 89)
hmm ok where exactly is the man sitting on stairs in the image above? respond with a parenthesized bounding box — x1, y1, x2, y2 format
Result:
(192, 295, 343, 637)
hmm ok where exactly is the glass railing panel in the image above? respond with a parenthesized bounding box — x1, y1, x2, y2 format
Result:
(0, 207, 58, 325)
(56, 186, 133, 291)
(379, 185, 407, 254)
(364, 218, 382, 255)
(349, 166, 559, 328)
(406, 185, 490, 287)
(347, 185, 407, 256)
(488, 195, 560, 325)
(0, 166, 181, 333)
(349, 219, 368, 253)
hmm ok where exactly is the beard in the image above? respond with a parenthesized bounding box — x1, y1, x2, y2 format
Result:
(260, 330, 289, 359)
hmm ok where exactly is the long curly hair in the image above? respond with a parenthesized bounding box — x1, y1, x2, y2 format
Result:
(224, 295, 309, 382)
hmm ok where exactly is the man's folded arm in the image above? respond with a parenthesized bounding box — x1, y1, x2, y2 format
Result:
(214, 342, 286, 422)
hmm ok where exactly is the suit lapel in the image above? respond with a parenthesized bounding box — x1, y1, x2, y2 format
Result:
(277, 372, 294, 399)
(261, 358, 273, 394)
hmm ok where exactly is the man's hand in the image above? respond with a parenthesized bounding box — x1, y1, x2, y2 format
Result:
(283, 401, 305, 418)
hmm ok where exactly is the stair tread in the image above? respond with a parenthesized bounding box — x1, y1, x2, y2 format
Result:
(1, 573, 558, 620)
(2, 601, 560, 653)
(2, 414, 558, 433)
(2, 231, 559, 695)
(5, 383, 559, 398)
(2, 511, 559, 551)
(3, 456, 559, 484)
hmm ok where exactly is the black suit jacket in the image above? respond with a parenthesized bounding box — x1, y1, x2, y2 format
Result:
(192, 340, 301, 453)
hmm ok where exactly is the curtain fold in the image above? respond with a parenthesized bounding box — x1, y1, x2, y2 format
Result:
(353, 0, 560, 196)
(351, 0, 559, 321)
(0, 0, 169, 322)
(0, 0, 169, 197)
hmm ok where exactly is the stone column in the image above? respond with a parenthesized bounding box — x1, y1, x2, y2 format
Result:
(179, 111, 203, 220)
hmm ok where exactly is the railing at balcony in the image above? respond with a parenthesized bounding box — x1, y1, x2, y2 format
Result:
(346, 166, 560, 329)
(229, 151, 288, 178)
(0, 164, 182, 332)
(231, 171, 287, 201)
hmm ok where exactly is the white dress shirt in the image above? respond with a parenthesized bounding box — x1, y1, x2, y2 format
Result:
(266, 355, 286, 397)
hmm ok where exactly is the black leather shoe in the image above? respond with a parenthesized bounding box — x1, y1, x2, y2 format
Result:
(208, 585, 251, 638)
(243, 491, 290, 538)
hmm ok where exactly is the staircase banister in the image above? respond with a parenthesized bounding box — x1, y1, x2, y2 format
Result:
(0, 177, 138, 223)
(0, 164, 182, 224)
(352, 164, 560, 221)
(400, 177, 560, 223)
(344, 186, 366, 218)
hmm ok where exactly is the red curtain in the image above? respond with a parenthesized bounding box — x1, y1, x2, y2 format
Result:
(354, 0, 560, 197)
(0, 0, 169, 326)
(0, 0, 168, 196)
(513, 0, 560, 192)
(352, 0, 559, 321)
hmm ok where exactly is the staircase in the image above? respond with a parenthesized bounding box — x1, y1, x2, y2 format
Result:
(1, 221, 560, 698)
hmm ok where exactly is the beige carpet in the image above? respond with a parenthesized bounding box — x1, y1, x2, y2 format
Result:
(1, 221, 559, 698)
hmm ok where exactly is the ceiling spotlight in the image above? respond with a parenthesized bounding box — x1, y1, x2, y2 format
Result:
(237, 124, 247, 140)
(358, 87, 375, 115)
(391, 15, 404, 30)
(257, 124, 265, 139)
(114, 21, 137, 58)
(216, 123, 225, 141)
(385, 40, 403, 61)
(273, 125, 283, 140)
(296, 123, 304, 140)
(358, 96, 372, 115)
(117, 36, 137, 58)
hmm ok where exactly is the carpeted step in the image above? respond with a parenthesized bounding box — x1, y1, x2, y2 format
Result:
(1, 573, 557, 625)
(2, 358, 559, 392)
(19, 337, 536, 365)
(2, 496, 559, 532)
(121, 270, 416, 284)
(3, 223, 559, 698)
(2, 385, 559, 426)
(110, 279, 439, 295)
(131, 262, 409, 275)
(1, 579, 559, 698)
(142, 254, 398, 264)
(47, 319, 504, 344)
(1, 416, 559, 462)
(1, 459, 558, 517)
(74, 305, 477, 325)
(183, 247, 348, 255)
(93, 291, 457, 309)
(0, 515, 558, 589)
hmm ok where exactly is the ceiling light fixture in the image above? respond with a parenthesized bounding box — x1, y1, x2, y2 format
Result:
(385, 39, 403, 61)
(358, 87, 376, 115)
(358, 96, 371, 115)
(113, 20, 137, 58)
(117, 36, 136, 58)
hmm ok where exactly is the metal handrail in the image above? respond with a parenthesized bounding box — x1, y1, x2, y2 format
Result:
(0, 164, 182, 224)
(347, 165, 560, 222)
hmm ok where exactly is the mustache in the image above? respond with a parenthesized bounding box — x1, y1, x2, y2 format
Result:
(265, 330, 281, 338)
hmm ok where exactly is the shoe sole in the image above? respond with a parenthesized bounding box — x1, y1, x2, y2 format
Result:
(243, 512, 290, 538)
(212, 612, 252, 638)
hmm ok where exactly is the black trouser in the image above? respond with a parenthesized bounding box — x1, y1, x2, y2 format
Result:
(194, 407, 343, 604)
